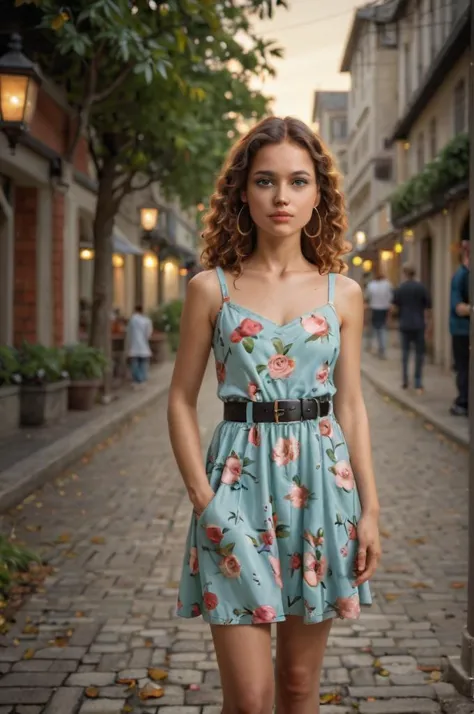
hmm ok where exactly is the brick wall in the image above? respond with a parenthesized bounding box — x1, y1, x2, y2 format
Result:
(52, 192, 65, 346)
(13, 187, 38, 347)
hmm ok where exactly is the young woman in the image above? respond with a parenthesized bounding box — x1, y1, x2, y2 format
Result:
(167, 116, 381, 714)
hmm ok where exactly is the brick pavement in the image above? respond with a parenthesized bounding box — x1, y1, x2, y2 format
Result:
(0, 367, 471, 713)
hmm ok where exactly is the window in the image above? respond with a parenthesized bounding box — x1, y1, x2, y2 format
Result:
(404, 42, 412, 102)
(417, 132, 425, 171)
(330, 116, 348, 141)
(454, 79, 466, 134)
(428, 0, 435, 60)
(429, 117, 437, 159)
(416, 0, 423, 83)
(378, 22, 398, 48)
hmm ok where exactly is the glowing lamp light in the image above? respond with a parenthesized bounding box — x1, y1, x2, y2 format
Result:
(140, 207, 158, 232)
(0, 34, 42, 152)
(80, 249, 94, 260)
(164, 261, 176, 274)
(362, 259, 373, 272)
(143, 254, 158, 268)
(403, 141, 410, 151)
(179, 267, 189, 277)
(403, 229, 414, 242)
(352, 256, 363, 267)
(112, 254, 124, 268)
(355, 231, 366, 247)
(381, 250, 393, 261)
(394, 242, 403, 254)
(197, 203, 205, 212)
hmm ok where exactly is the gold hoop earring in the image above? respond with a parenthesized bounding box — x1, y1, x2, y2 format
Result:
(237, 204, 253, 236)
(303, 207, 321, 239)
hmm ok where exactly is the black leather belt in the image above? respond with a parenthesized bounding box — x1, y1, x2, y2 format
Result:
(223, 397, 332, 424)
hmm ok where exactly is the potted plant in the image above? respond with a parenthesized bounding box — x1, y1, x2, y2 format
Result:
(64, 344, 107, 410)
(161, 299, 184, 354)
(17, 343, 69, 427)
(0, 346, 22, 437)
(148, 307, 169, 363)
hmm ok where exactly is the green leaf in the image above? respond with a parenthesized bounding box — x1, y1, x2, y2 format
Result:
(276, 528, 290, 539)
(246, 535, 259, 548)
(242, 337, 254, 354)
(283, 343, 293, 355)
(272, 338, 284, 354)
(326, 449, 337, 463)
(242, 458, 255, 467)
(256, 364, 267, 374)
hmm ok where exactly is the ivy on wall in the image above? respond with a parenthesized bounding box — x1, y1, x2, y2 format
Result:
(390, 133, 469, 223)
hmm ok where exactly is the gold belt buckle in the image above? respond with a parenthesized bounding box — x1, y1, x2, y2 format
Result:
(274, 400, 285, 423)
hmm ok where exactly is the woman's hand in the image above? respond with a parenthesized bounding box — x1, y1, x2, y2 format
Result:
(353, 512, 381, 587)
(191, 486, 216, 518)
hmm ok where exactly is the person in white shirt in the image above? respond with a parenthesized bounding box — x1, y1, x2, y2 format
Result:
(126, 305, 153, 386)
(365, 268, 393, 359)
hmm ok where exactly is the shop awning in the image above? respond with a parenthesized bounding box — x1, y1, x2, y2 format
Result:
(113, 229, 144, 255)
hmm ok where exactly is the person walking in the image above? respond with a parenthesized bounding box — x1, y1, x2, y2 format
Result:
(365, 267, 393, 359)
(392, 264, 431, 393)
(167, 117, 380, 714)
(449, 239, 470, 416)
(126, 304, 153, 387)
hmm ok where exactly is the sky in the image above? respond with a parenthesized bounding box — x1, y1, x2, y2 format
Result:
(251, 0, 358, 123)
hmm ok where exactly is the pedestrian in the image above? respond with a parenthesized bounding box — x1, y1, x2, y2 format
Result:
(449, 239, 470, 416)
(392, 263, 432, 394)
(167, 116, 380, 714)
(126, 304, 153, 388)
(365, 267, 393, 359)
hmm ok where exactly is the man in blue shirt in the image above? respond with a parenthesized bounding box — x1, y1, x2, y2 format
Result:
(449, 240, 470, 416)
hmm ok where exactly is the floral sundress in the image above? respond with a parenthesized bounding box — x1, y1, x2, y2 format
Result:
(176, 268, 372, 625)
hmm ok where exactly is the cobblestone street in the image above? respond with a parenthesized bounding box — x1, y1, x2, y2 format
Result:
(0, 368, 471, 714)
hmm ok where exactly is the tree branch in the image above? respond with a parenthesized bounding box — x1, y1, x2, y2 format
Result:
(91, 62, 135, 104)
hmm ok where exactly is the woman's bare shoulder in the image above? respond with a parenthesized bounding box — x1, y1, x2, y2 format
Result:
(186, 269, 222, 316)
(334, 273, 363, 300)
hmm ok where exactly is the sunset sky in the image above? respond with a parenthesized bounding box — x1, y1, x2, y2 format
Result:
(252, 0, 358, 122)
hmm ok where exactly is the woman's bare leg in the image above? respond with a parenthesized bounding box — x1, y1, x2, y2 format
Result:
(211, 623, 275, 714)
(275, 616, 333, 714)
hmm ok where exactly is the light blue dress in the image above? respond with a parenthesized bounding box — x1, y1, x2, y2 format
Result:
(176, 268, 372, 625)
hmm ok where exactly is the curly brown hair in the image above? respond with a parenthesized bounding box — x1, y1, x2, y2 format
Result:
(200, 116, 349, 275)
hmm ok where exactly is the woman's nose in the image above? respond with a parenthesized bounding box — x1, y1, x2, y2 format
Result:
(274, 192, 289, 206)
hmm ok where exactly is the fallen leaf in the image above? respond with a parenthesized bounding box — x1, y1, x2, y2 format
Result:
(380, 529, 391, 538)
(410, 582, 430, 589)
(85, 687, 100, 698)
(71, 473, 79, 481)
(384, 593, 400, 601)
(23, 624, 39, 635)
(13, 638, 20, 646)
(450, 582, 466, 589)
(23, 648, 35, 660)
(320, 693, 341, 704)
(53, 636, 69, 647)
(122, 706, 133, 714)
(59, 491, 66, 496)
(139, 683, 165, 700)
(25, 525, 42, 533)
(145, 638, 153, 648)
(116, 678, 137, 687)
(75, 611, 85, 618)
(407, 537, 427, 545)
(56, 533, 71, 544)
(378, 668, 390, 677)
(148, 668, 168, 681)
(430, 670, 441, 681)
(35, 503, 43, 508)
(90, 536, 106, 545)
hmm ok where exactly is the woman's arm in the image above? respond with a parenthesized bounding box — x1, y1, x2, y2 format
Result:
(167, 271, 221, 514)
(333, 275, 381, 585)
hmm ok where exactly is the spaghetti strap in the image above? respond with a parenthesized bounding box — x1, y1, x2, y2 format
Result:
(216, 266, 229, 302)
(328, 272, 336, 304)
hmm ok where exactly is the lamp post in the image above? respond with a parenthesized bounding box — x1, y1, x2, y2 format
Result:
(0, 33, 41, 152)
(140, 207, 161, 305)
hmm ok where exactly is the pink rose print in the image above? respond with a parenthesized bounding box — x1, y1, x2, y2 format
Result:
(231, 318, 264, 343)
(191, 603, 201, 617)
(340, 546, 348, 557)
(285, 483, 311, 509)
(269, 555, 283, 589)
(348, 523, 357, 541)
(316, 362, 330, 384)
(334, 460, 355, 491)
(319, 418, 333, 438)
(248, 382, 259, 400)
(249, 425, 261, 447)
(303, 552, 327, 587)
(290, 553, 302, 571)
(261, 529, 275, 546)
(189, 546, 199, 575)
(219, 554, 241, 579)
(215, 361, 226, 383)
(206, 525, 224, 544)
(267, 354, 295, 379)
(301, 313, 330, 338)
(221, 454, 242, 485)
(239, 318, 264, 337)
(272, 437, 300, 466)
(203, 591, 219, 611)
(335, 594, 361, 620)
(252, 605, 277, 624)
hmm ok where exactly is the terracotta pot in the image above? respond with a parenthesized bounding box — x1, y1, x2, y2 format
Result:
(68, 379, 101, 411)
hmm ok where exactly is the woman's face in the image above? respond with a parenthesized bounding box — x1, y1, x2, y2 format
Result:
(243, 140, 319, 240)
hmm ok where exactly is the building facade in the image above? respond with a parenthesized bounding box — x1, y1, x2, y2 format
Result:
(312, 91, 349, 176)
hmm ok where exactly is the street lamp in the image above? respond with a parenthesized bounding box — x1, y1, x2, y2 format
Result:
(0, 34, 42, 152)
(140, 207, 159, 233)
(355, 231, 367, 247)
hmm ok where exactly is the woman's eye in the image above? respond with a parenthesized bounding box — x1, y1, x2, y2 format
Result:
(256, 178, 272, 187)
(293, 179, 308, 186)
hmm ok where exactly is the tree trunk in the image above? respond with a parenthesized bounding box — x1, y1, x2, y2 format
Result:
(89, 155, 118, 399)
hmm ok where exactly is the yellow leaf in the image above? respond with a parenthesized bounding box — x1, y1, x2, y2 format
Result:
(380, 529, 391, 538)
(35, 503, 43, 508)
(13, 639, 20, 646)
(319, 693, 341, 704)
(384, 593, 400, 601)
(148, 668, 168, 681)
(122, 706, 133, 714)
(116, 678, 137, 687)
(23, 624, 39, 635)
(54, 637, 69, 647)
(450, 582, 466, 589)
(407, 537, 426, 545)
(26, 525, 41, 532)
(23, 648, 35, 660)
(379, 669, 390, 677)
(410, 582, 430, 589)
(56, 533, 71, 543)
(75, 611, 85, 618)
(138, 683, 165, 700)
(90, 536, 106, 545)
(85, 687, 100, 698)
(430, 670, 441, 681)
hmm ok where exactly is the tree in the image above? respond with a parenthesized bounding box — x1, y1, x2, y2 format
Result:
(14, 0, 288, 375)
